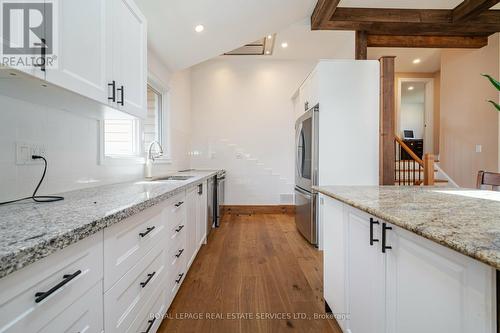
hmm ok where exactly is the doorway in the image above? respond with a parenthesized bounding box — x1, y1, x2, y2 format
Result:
(397, 77, 434, 155)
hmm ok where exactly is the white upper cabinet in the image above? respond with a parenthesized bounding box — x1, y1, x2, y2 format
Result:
(109, 0, 147, 119)
(2, 0, 147, 119)
(45, 0, 109, 104)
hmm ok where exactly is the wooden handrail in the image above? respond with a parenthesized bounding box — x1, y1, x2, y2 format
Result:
(395, 136, 423, 166)
(394, 136, 435, 186)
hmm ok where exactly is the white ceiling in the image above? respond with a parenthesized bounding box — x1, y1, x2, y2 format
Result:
(222, 18, 355, 61)
(134, 0, 316, 71)
(135, 0, 494, 72)
(368, 48, 442, 73)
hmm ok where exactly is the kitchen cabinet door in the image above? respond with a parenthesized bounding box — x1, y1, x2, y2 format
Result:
(385, 223, 496, 333)
(322, 196, 348, 330)
(185, 187, 198, 270)
(346, 208, 385, 333)
(111, 0, 147, 119)
(45, 0, 109, 104)
(196, 182, 208, 248)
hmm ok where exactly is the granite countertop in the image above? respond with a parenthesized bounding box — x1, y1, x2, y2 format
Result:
(314, 186, 500, 270)
(0, 170, 224, 279)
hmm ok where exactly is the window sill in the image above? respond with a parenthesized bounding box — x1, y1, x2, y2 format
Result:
(101, 155, 146, 166)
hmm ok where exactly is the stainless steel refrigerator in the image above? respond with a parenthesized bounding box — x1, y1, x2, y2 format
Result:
(294, 104, 319, 245)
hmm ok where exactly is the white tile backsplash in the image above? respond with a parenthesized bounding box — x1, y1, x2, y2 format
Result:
(0, 93, 144, 202)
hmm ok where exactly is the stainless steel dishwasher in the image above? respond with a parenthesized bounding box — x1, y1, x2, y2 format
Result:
(215, 171, 226, 227)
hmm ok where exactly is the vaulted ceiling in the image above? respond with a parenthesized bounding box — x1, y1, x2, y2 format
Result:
(134, 0, 317, 71)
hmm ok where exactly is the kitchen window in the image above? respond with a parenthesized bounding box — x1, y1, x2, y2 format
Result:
(101, 75, 169, 163)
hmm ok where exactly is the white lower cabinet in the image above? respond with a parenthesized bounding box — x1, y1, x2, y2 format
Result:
(39, 281, 103, 333)
(0, 232, 103, 333)
(0, 182, 210, 333)
(346, 209, 385, 333)
(385, 223, 496, 333)
(104, 243, 166, 333)
(321, 195, 496, 333)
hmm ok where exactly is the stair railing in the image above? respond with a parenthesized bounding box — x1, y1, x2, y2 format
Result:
(394, 136, 435, 186)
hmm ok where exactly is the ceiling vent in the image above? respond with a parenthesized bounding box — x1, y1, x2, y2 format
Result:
(224, 34, 275, 56)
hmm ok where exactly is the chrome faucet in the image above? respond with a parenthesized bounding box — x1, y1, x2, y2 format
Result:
(148, 140, 164, 161)
(145, 140, 164, 179)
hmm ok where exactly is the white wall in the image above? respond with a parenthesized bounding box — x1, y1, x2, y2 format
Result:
(400, 103, 424, 139)
(190, 58, 316, 205)
(0, 51, 192, 201)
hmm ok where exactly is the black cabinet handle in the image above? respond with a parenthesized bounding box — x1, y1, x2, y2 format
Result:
(175, 248, 184, 258)
(35, 270, 81, 303)
(174, 201, 184, 207)
(141, 318, 156, 333)
(175, 225, 184, 233)
(108, 80, 116, 102)
(34, 38, 47, 72)
(139, 226, 155, 238)
(140, 272, 156, 288)
(175, 273, 184, 284)
(198, 184, 203, 195)
(370, 218, 380, 246)
(117, 85, 124, 106)
(382, 223, 393, 253)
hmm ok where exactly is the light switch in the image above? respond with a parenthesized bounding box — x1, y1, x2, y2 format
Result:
(475, 144, 482, 153)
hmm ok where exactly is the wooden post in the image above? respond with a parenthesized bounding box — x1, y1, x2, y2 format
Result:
(423, 153, 435, 186)
(355, 31, 368, 60)
(379, 56, 396, 185)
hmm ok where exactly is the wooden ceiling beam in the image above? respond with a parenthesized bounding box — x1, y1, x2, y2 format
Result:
(367, 35, 489, 48)
(320, 8, 500, 36)
(453, 0, 500, 23)
(311, 0, 340, 30)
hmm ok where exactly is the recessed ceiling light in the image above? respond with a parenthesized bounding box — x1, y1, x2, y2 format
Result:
(267, 35, 273, 39)
(281, 42, 288, 48)
(412, 58, 421, 64)
(195, 24, 204, 33)
(265, 51, 271, 55)
(408, 86, 415, 91)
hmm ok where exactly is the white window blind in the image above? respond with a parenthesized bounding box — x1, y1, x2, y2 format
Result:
(104, 119, 138, 156)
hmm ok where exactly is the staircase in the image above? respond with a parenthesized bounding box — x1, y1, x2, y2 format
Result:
(394, 136, 450, 186)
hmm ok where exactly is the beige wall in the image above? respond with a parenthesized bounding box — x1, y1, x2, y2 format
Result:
(440, 34, 500, 188)
(395, 72, 441, 155)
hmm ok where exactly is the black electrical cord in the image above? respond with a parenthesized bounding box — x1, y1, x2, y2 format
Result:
(0, 155, 64, 206)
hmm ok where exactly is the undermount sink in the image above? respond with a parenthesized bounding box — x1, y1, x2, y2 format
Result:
(152, 175, 195, 181)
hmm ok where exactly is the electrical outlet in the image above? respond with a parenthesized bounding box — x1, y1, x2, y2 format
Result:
(16, 142, 46, 165)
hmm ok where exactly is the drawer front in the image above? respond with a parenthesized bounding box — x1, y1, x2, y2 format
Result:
(0, 232, 103, 333)
(164, 192, 186, 229)
(126, 277, 167, 333)
(104, 242, 166, 333)
(167, 215, 187, 243)
(104, 203, 166, 291)
(166, 256, 187, 307)
(39, 281, 103, 333)
(166, 229, 187, 269)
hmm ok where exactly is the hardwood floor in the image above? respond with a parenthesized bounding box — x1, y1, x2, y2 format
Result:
(158, 213, 342, 333)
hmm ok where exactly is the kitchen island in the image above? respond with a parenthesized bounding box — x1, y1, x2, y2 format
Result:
(314, 185, 498, 333)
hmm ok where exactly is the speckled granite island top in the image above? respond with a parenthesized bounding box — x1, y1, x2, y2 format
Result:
(0, 170, 223, 279)
(314, 186, 500, 270)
